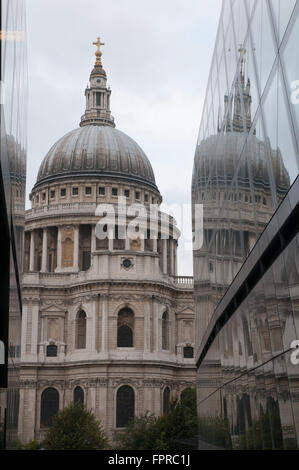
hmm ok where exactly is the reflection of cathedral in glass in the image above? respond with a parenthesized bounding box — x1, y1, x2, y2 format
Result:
(193, 47, 290, 343)
(193, 0, 299, 451)
(0, 0, 27, 449)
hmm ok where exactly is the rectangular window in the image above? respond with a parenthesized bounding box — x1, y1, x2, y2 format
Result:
(135, 191, 140, 200)
(144, 194, 148, 202)
(42, 192, 46, 201)
(50, 190, 55, 199)
(124, 189, 130, 198)
(72, 187, 79, 196)
(85, 187, 92, 195)
(112, 188, 118, 196)
(96, 92, 101, 106)
(60, 188, 66, 197)
(82, 251, 91, 271)
(99, 186, 105, 195)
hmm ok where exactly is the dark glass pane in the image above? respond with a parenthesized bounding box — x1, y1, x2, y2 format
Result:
(40, 388, 59, 427)
(163, 387, 170, 414)
(76, 311, 86, 349)
(116, 386, 134, 427)
(82, 251, 91, 271)
(73, 386, 84, 404)
(183, 346, 194, 358)
(162, 312, 169, 350)
(117, 325, 133, 347)
(46, 344, 57, 357)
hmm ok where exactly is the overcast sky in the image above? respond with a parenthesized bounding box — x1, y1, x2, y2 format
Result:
(26, 0, 222, 275)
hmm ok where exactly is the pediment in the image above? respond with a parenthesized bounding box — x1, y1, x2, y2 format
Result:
(40, 303, 65, 316)
(177, 306, 194, 315)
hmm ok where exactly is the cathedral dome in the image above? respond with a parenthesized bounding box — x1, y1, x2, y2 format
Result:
(193, 52, 290, 196)
(193, 131, 290, 194)
(34, 37, 158, 193)
(35, 124, 157, 191)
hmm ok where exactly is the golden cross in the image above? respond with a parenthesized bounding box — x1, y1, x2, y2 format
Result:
(93, 37, 105, 53)
(92, 37, 105, 66)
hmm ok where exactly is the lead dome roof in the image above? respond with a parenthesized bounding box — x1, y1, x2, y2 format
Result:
(35, 125, 158, 191)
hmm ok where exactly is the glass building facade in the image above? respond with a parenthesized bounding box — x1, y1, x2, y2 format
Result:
(0, 0, 27, 449)
(192, 0, 299, 449)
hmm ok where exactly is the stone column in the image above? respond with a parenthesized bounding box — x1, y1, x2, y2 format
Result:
(108, 227, 114, 252)
(92, 296, 98, 352)
(31, 300, 39, 360)
(41, 228, 48, 272)
(56, 226, 62, 271)
(86, 307, 93, 352)
(162, 239, 167, 274)
(153, 237, 157, 252)
(29, 231, 35, 272)
(73, 225, 80, 271)
(144, 301, 151, 353)
(91, 225, 96, 253)
(169, 239, 174, 276)
(154, 300, 160, 352)
(125, 236, 130, 250)
(101, 295, 108, 352)
(21, 301, 28, 357)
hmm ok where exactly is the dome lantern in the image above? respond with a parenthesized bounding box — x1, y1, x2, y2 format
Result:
(33, 38, 160, 195)
(80, 36, 115, 128)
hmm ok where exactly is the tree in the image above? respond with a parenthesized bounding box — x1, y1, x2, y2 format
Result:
(114, 412, 160, 450)
(43, 402, 109, 450)
(115, 388, 198, 450)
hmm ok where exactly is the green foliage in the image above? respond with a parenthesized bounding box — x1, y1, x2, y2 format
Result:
(197, 416, 232, 448)
(114, 412, 161, 450)
(17, 439, 42, 450)
(43, 402, 109, 450)
(115, 388, 198, 450)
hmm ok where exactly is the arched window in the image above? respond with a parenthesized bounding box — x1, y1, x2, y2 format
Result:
(183, 346, 194, 358)
(117, 308, 134, 347)
(75, 310, 86, 349)
(162, 311, 169, 350)
(46, 344, 58, 357)
(40, 387, 59, 427)
(73, 386, 84, 405)
(163, 387, 170, 414)
(116, 385, 135, 427)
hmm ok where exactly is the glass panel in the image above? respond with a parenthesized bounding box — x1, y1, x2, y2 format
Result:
(270, 0, 296, 44)
(250, 0, 277, 92)
(116, 386, 134, 428)
(243, 33, 261, 124)
(233, 0, 249, 46)
(163, 387, 170, 414)
(73, 386, 84, 404)
(40, 388, 59, 427)
(263, 62, 298, 187)
(222, 0, 232, 37)
(224, 19, 238, 94)
(282, 9, 299, 140)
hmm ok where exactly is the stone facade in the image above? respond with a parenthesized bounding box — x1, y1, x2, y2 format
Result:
(18, 39, 196, 443)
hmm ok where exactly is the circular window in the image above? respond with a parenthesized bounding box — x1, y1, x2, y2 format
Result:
(97, 79, 101, 84)
(122, 258, 132, 269)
